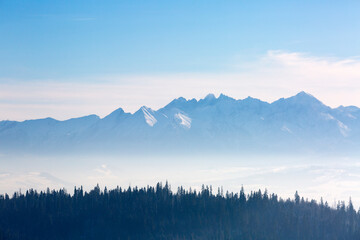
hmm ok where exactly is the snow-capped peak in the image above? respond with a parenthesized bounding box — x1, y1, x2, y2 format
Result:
(174, 112, 191, 129)
(141, 106, 157, 127)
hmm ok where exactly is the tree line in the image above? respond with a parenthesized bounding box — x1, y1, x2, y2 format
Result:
(0, 182, 359, 240)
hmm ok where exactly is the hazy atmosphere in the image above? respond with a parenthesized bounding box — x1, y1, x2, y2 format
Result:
(1, 1, 360, 239)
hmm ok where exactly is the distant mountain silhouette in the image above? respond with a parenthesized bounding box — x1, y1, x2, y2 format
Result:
(1, 92, 360, 155)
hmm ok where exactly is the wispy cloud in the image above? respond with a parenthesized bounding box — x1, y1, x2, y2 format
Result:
(1, 50, 360, 121)
(89, 164, 117, 180)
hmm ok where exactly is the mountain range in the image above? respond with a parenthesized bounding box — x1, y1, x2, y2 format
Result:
(1, 91, 360, 156)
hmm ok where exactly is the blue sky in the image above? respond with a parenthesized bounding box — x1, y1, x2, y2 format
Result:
(1, 1, 360, 120)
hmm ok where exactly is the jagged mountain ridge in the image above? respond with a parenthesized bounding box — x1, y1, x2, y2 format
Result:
(1, 91, 360, 155)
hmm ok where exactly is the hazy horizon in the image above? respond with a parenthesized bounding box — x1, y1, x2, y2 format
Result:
(1, 0, 360, 218)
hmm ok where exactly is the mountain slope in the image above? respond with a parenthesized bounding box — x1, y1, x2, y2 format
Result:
(1, 92, 360, 155)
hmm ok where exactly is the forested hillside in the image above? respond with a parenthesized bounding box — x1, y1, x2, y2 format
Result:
(0, 183, 359, 240)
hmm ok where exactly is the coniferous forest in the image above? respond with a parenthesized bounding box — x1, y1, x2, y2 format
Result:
(1, 182, 360, 240)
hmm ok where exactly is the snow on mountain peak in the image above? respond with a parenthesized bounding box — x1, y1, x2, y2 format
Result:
(174, 112, 191, 129)
(321, 113, 335, 121)
(141, 107, 157, 127)
(3, 92, 360, 156)
(337, 120, 350, 137)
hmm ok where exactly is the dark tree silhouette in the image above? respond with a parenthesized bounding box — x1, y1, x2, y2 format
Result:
(0, 182, 359, 240)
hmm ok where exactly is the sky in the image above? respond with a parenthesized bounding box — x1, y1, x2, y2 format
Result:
(1, 0, 360, 120)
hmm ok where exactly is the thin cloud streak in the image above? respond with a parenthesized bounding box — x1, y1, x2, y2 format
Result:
(1, 50, 360, 121)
